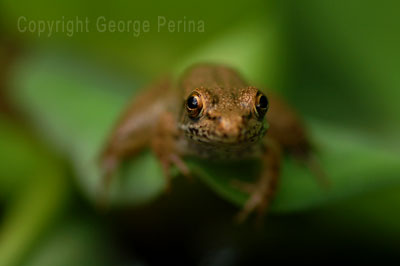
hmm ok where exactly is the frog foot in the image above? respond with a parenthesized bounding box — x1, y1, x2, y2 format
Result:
(231, 178, 274, 224)
(158, 153, 191, 192)
(97, 153, 120, 209)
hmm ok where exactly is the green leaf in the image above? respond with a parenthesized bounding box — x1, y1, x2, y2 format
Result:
(0, 117, 70, 266)
(10, 52, 165, 205)
(9, 20, 400, 213)
(23, 218, 127, 266)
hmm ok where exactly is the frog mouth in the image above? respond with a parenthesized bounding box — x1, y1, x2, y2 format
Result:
(191, 128, 264, 146)
(211, 133, 262, 145)
(181, 122, 267, 145)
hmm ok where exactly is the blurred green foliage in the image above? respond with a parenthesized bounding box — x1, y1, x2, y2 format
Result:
(0, 0, 400, 265)
(9, 21, 400, 212)
(0, 117, 70, 266)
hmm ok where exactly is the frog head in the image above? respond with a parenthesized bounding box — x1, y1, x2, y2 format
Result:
(178, 65, 269, 147)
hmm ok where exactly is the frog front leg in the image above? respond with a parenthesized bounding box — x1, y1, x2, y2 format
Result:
(99, 110, 189, 204)
(266, 92, 328, 187)
(150, 111, 190, 191)
(235, 138, 282, 222)
(99, 78, 172, 203)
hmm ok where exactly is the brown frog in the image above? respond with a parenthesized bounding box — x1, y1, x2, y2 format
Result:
(100, 64, 320, 220)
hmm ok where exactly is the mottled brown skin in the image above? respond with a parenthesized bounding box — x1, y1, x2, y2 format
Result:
(100, 64, 314, 220)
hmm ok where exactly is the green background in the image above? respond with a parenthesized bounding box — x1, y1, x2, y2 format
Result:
(0, 0, 399, 265)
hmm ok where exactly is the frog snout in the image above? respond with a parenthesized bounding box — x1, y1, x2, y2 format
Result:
(217, 116, 243, 139)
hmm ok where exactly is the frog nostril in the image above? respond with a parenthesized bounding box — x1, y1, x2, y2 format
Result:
(208, 115, 221, 121)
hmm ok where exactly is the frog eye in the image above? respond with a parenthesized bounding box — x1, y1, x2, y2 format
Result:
(186, 92, 203, 118)
(254, 91, 269, 118)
